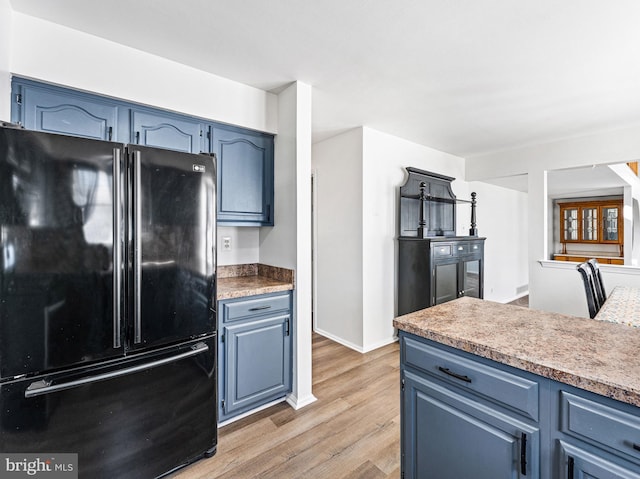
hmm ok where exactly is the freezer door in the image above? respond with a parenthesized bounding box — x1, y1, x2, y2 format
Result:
(0, 336, 217, 478)
(129, 145, 216, 350)
(0, 127, 125, 379)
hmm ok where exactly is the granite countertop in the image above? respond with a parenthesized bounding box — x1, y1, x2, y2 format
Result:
(394, 296, 640, 407)
(217, 263, 294, 300)
(595, 285, 640, 327)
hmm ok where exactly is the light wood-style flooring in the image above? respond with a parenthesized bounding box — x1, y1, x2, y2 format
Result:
(172, 333, 401, 478)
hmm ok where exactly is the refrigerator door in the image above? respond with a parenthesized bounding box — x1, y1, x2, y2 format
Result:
(128, 145, 215, 351)
(0, 336, 217, 478)
(0, 127, 125, 379)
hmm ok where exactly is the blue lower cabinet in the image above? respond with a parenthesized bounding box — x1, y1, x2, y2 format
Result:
(218, 292, 292, 422)
(402, 369, 539, 478)
(554, 384, 640, 478)
(559, 441, 640, 479)
(400, 331, 640, 479)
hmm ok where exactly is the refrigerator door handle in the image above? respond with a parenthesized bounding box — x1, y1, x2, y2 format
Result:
(24, 342, 209, 398)
(133, 150, 142, 344)
(113, 147, 122, 349)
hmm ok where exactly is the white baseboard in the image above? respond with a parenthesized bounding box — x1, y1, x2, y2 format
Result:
(286, 392, 317, 410)
(217, 397, 286, 427)
(314, 327, 365, 352)
(314, 328, 397, 353)
(362, 336, 398, 353)
(500, 291, 529, 304)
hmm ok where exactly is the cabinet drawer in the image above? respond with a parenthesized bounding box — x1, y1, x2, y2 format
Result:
(560, 391, 640, 462)
(222, 293, 291, 322)
(403, 336, 539, 420)
(453, 241, 483, 256)
(433, 244, 452, 257)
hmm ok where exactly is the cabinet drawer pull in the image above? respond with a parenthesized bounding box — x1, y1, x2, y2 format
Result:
(633, 443, 640, 452)
(438, 366, 472, 383)
(249, 305, 272, 312)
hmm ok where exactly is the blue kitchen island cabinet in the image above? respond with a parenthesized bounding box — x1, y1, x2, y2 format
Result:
(401, 333, 541, 478)
(212, 124, 274, 226)
(218, 291, 292, 422)
(395, 297, 640, 479)
(553, 383, 640, 479)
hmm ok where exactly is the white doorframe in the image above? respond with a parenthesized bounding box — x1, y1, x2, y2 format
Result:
(311, 169, 318, 332)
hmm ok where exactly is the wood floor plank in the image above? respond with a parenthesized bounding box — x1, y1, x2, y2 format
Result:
(171, 333, 400, 479)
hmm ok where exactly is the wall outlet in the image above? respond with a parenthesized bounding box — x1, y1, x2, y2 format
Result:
(222, 236, 232, 251)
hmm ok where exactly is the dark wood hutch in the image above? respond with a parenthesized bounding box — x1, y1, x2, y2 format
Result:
(397, 167, 485, 315)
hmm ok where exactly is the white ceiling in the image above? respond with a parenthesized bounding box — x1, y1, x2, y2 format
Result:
(9, 0, 640, 159)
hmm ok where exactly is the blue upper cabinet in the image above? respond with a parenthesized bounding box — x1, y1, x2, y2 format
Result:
(10, 77, 275, 227)
(131, 109, 204, 153)
(212, 125, 274, 226)
(12, 79, 122, 141)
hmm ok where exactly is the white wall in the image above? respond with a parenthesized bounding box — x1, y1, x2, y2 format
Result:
(467, 125, 640, 180)
(362, 128, 467, 351)
(469, 181, 529, 302)
(0, 0, 12, 121)
(217, 226, 260, 266)
(260, 85, 298, 270)
(313, 128, 364, 349)
(313, 127, 528, 351)
(468, 128, 640, 314)
(260, 82, 315, 409)
(9, 13, 277, 134)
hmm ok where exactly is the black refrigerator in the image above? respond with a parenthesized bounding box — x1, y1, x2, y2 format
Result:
(0, 124, 217, 478)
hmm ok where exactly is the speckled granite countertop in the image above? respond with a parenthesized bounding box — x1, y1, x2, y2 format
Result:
(394, 296, 640, 407)
(217, 264, 294, 300)
(595, 285, 640, 327)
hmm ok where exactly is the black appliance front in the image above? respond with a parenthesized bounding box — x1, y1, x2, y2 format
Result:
(0, 336, 217, 478)
(0, 127, 125, 378)
(127, 145, 216, 351)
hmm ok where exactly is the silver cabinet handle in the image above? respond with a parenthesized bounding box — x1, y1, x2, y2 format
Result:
(25, 342, 209, 398)
(133, 151, 142, 344)
(112, 148, 122, 349)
